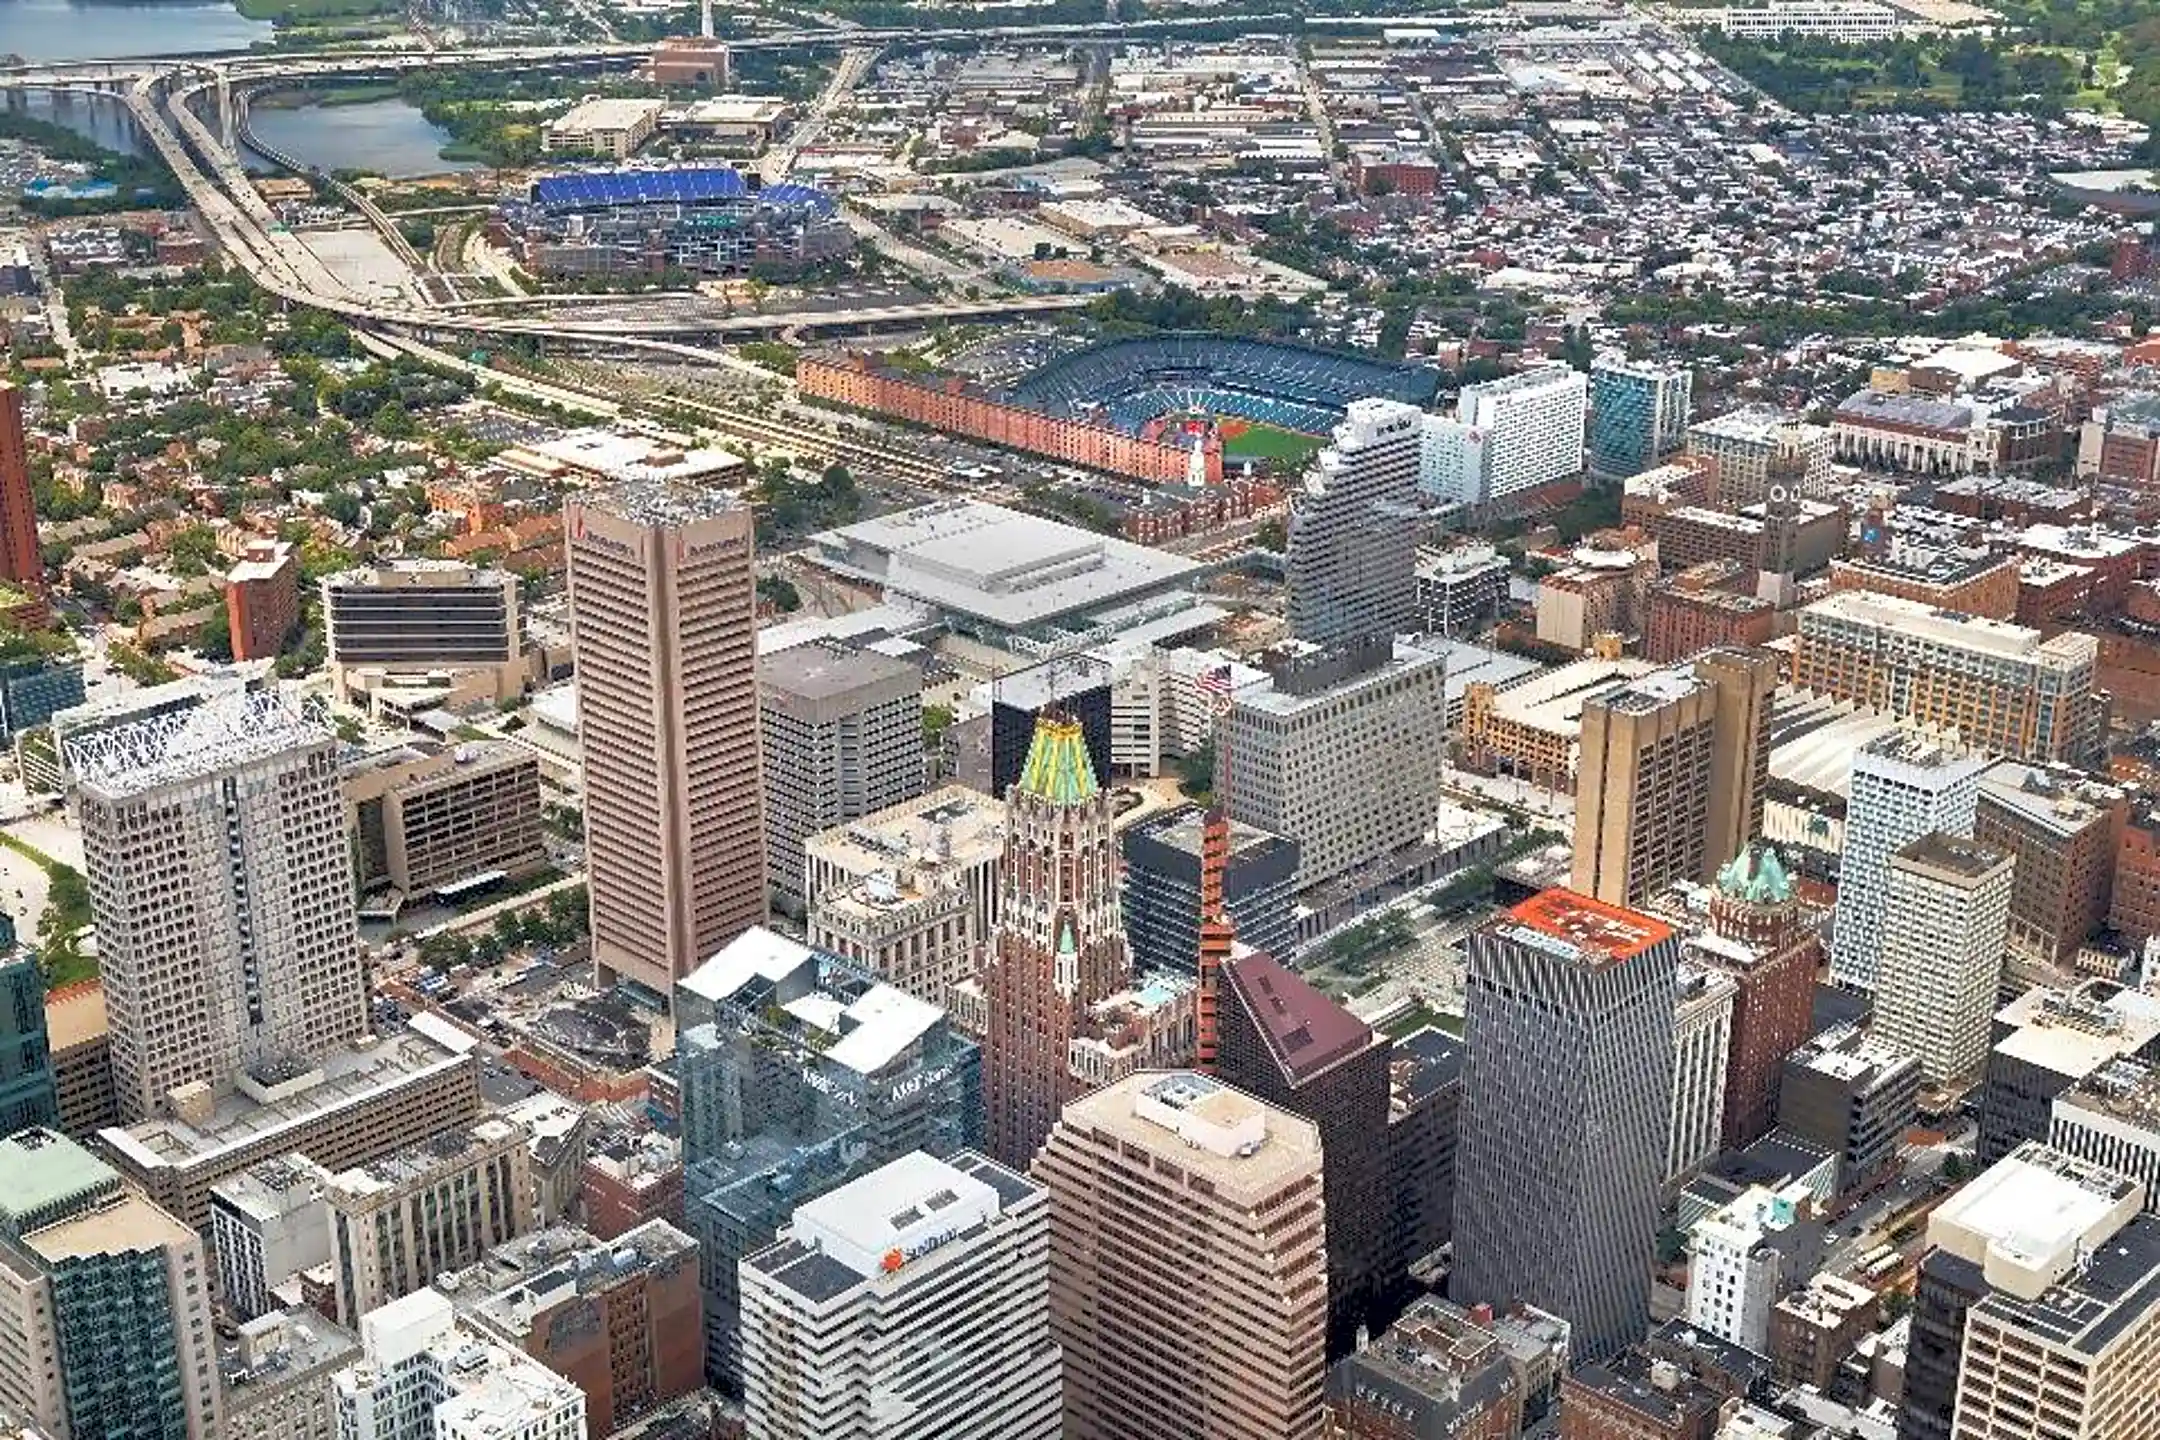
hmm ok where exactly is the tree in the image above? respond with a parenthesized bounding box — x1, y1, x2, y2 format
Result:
(1254, 518, 1287, 552)
(195, 604, 233, 662)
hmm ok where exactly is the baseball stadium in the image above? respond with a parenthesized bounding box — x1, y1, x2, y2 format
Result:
(800, 333, 1441, 484)
(497, 166, 852, 279)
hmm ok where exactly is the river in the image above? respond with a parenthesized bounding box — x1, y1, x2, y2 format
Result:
(0, 0, 273, 62)
(245, 97, 480, 178)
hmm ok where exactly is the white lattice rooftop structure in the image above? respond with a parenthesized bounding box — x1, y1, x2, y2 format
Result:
(65, 689, 333, 799)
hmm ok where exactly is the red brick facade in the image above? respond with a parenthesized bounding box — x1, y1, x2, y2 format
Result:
(800, 354, 1223, 485)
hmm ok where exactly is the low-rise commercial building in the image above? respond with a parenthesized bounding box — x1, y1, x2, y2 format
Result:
(221, 1307, 359, 1440)
(331, 1288, 585, 1440)
(1324, 1294, 1526, 1439)
(1979, 980, 2160, 1167)
(450, 1220, 703, 1437)
(98, 1017, 484, 1235)
(1779, 1025, 1922, 1193)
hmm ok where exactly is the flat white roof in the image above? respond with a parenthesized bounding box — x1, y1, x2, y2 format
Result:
(809, 501, 1202, 629)
(789, 1151, 1002, 1279)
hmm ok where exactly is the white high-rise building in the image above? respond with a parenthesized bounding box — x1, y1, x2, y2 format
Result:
(1685, 1182, 1819, 1353)
(1286, 397, 1423, 648)
(738, 1149, 1061, 1440)
(1873, 832, 2014, 1086)
(1419, 414, 1490, 504)
(1668, 962, 1737, 1184)
(68, 691, 367, 1122)
(1832, 733, 1984, 990)
(1456, 367, 1589, 503)
(332, 1289, 585, 1440)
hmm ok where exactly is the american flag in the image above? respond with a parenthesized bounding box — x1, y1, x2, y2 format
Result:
(1196, 663, 1235, 712)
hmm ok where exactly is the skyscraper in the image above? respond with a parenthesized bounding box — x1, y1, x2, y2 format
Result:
(1216, 952, 1391, 1357)
(674, 931, 979, 1391)
(756, 640, 923, 915)
(68, 691, 366, 1122)
(1571, 648, 1777, 907)
(0, 1128, 221, 1440)
(1035, 1071, 1327, 1440)
(739, 1150, 1062, 1440)
(1451, 890, 1678, 1362)
(1693, 843, 1820, 1149)
(566, 484, 764, 994)
(1455, 367, 1589, 504)
(1286, 397, 1423, 648)
(0, 383, 45, 606)
(0, 951, 57, 1135)
(981, 714, 1132, 1169)
(1590, 357, 1692, 480)
(1834, 734, 1985, 990)
(1873, 833, 2013, 1086)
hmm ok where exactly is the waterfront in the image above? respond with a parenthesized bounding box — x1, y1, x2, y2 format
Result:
(1, 0, 273, 62)
(244, 97, 479, 178)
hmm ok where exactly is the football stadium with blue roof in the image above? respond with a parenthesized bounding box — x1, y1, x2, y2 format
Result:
(1009, 334, 1441, 437)
(502, 166, 851, 279)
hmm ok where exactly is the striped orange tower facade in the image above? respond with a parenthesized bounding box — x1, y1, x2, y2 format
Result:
(1195, 671, 1239, 1074)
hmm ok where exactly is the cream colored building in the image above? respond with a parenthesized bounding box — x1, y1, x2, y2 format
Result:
(70, 692, 366, 1123)
(542, 98, 664, 158)
(1927, 1144, 2157, 1440)
(566, 483, 765, 993)
(311, 1116, 534, 1327)
(1873, 832, 2013, 1086)
(1035, 1072, 1327, 1440)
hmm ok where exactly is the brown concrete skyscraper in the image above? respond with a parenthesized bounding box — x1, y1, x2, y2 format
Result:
(0, 383, 44, 602)
(981, 713, 1131, 1169)
(1572, 647, 1776, 907)
(566, 484, 764, 996)
(1035, 1071, 1327, 1440)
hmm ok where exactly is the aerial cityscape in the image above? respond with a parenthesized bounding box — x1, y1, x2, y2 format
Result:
(5, 0, 2160, 1435)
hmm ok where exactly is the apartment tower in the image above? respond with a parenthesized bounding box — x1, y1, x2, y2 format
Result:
(566, 484, 764, 994)
(0, 383, 44, 604)
(739, 1150, 1061, 1440)
(1572, 647, 1777, 907)
(1285, 397, 1423, 648)
(1590, 356, 1692, 480)
(1035, 1071, 1327, 1440)
(0, 1128, 221, 1440)
(981, 713, 1132, 1169)
(1872, 833, 2014, 1087)
(1451, 890, 1678, 1362)
(1833, 733, 1985, 991)
(68, 691, 366, 1122)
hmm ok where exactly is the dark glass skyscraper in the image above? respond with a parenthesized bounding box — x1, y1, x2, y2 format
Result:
(1450, 889, 1678, 1362)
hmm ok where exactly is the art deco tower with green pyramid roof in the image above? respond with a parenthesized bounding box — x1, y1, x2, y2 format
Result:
(1699, 838, 1819, 1147)
(981, 712, 1134, 1168)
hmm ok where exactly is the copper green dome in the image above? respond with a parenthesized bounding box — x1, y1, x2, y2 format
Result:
(1017, 714, 1098, 805)
(1716, 842, 1794, 905)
